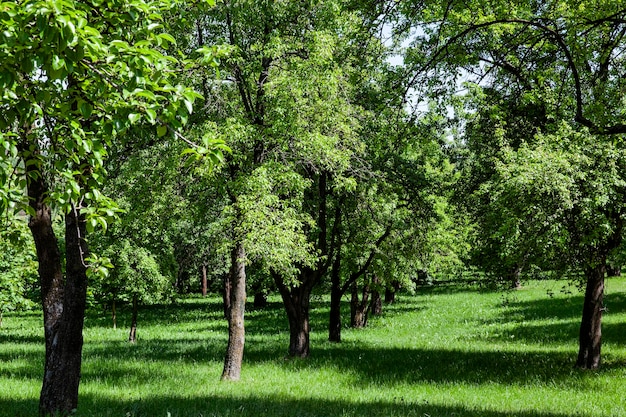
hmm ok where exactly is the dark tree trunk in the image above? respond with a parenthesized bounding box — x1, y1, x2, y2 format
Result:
(607, 265, 621, 277)
(370, 275, 382, 316)
(38, 207, 89, 416)
(253, 290, 267, 308)
(222, 243, 246, 380)
(509, 264, 523, 289)
(23, 131, 89, 417)
(274, 271, 313, 358)
(329, 282, 342, 343)
(350, 280, 370, 328)
(328, 243, 342, 343)
(111, 299, 117, 329)
(128, 295, 138, 343)
(576, 262, 606, 369)
(385, 281, 400, 304)
(201, 263, 208, 297)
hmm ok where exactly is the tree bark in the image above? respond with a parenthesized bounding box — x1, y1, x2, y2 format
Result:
(111, 299, 117, 329)
(384, 287, 396, 304)
(128, 295, 138, 343)
(23, 133, 88, 416)
(509, 264, 523, 289)
(328, 240, 342, 343)
(38, 207, 89, 416)
(350, 280, 370, 328)
(253, 290, 267, 308)
(370, 275, 382, 316)
(221, 243, 246, 380)
(274, 270, 313, 358)
(576, 261, 606, 369)
(201, 263, 208, 297)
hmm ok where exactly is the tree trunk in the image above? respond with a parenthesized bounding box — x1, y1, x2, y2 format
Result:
(370, 292, 382, 316)
(38, 207, 89, 416)
(221, 243, 246, 381)
(274, 271, 313, 358)
(253, 290, 267, 308)
(607, 265, 621, 277)
(350, 281, 370, 328)
(201, 263, 208, 297)
(509, 264, 523, 289)
(328, 245, 342, 343)
(576, 262, 606, 369)
(128, 295, 138, 343)
(385, 281, 400, 304)
(111, 299, 117, 330)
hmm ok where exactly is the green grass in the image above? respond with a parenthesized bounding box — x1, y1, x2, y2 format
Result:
(2, 278, 626, 416)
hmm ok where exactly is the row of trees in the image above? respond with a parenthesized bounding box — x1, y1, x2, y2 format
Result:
(2, 0, 626, 415)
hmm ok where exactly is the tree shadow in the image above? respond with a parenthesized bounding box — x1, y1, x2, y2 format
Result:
(1, 393, 592, 417)
(478, 290, 626, 347)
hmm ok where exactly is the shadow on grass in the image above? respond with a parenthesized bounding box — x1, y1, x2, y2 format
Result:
(479, 290, 626, 347)
(0, 393, 591, 417)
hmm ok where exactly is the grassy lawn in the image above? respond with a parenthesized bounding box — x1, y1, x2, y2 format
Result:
(2, 278, 626, 416)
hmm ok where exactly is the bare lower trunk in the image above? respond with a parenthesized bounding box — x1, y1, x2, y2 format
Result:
(370, 275, 382, 316)
(253, 290, 267, 308)
(509, 264, 523, 289)
(38, 207, 89, 416)
(385, 281, 400, 304)
(128, 295, 138, 343)
(222, 244, 246, 381)
(576, 262, 606, 369)
(329, 247, 342, 343)
(201, 263, 208, 297)
(329, 284, 342, 343)
(274, 271, 313, 358)
(111, 299, 117, 329)
(350, 281, 370, 328)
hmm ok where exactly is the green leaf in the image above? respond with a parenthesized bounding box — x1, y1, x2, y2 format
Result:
(128, 113, 141, 124)
(79, 101, 93, 118)
(157, 125, 168, 137)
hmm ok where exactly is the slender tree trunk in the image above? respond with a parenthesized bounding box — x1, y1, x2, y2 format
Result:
(329, 245, 342, 343)
(370, 275, 382, 316)
(350, 280, 370, 328)
(201, 263, 208, 297)
(111, 299, 117, 329)
(576, 262, 606, 369)
(509, 264, 523, 289)
(222, 243, 246, 380)
(128, 295, 138, 343)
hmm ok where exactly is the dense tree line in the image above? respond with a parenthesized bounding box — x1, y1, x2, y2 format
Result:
(1, 0, 626, 414)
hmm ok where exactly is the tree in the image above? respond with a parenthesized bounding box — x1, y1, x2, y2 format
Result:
(93, 239, 171, 342)
(184, 0, 373, 367)
(477, 124, 626, 369)
(0, 0, 222, 413)
(396, 0, 626, 369)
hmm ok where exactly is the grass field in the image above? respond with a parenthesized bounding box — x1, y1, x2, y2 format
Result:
(2, 278, 626, 417)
